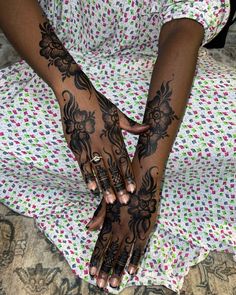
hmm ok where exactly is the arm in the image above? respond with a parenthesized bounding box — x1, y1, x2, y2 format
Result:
(89, 18, 204, 288)
(0, 0, 148, 203)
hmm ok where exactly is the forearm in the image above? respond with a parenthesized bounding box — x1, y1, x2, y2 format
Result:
(134, 19, 204, 181)
(0, 0, 83, 94)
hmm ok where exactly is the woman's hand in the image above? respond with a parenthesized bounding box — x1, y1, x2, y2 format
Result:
(89, 160, 160, 289)
(57, 80, 149, 204)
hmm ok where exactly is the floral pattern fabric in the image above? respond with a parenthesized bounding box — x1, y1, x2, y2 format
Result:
(0, 0, 235, 294)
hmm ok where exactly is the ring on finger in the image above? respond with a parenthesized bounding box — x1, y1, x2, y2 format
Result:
(90, 154, 103, 164)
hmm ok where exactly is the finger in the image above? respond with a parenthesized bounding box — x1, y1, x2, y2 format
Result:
(89, 223, 111, 277)
(118, 110, 150, 134)
(118, 148, 136, 194)
(128, 243, 147, 275)
(86, 198, 106, 231)
(79, 161, 97, 191)
(94, 160, 116, 204)
(109, 243, 132, 288)
(96, 238, 120, 289)
(104, 149, 130, 204)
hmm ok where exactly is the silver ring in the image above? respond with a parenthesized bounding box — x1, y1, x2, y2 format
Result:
(90, 155, 102, 164)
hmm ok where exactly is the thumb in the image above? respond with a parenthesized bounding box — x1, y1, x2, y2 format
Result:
(117, 109, 149, 135)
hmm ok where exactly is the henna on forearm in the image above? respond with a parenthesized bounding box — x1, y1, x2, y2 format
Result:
(136, 80, 179, 161)
(39, 21, 93, 95)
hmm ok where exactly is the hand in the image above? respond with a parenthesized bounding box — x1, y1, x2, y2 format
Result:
(57, 78, 149, 204)
(89, 161, 160, 289)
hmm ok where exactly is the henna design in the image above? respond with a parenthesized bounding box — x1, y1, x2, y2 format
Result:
(62, 90, 95, 161)
(104, 150, 125, 193)
(137, 80, 179, 160)
(96, 91, 134, 183)
(126, 167, 158, 243)
(96, 165, 111, 192)
(113, 246, 129, 276)
(39, 22, 78, 79)
(96, 91, 121, 151)
(129, 247, 142, 267)
(39, 21, 93, 95)
(100, 239, 119, 273)
(92, 201, 103, 218)
(74, 70, 93, 95)
(90, 201, 122, 268)
(80, 163, 95, 184)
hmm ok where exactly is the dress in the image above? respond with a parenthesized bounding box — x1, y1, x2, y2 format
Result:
(0, 0, 235, 294)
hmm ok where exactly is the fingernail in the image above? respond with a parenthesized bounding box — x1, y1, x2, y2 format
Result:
(97, 278, 106, 289)
(127, 183, 135, 193)
(120, 194, 129, 204)
(90, 267, 97, 276)
(107, 194, 116, 204)
(128, 266, 137, 275)
(88, 181, 97, 191)
(110, 277, 119, 288)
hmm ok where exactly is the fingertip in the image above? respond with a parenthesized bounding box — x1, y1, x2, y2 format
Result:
(109, 277, 120, 289)
(88, 181, 97, 191)
(118, 192, 129, 204)
(128, 265, 138, 275)
(90, 266, 97, 276)
(104, 192, 116, 204)
(127, 182, 136, 194)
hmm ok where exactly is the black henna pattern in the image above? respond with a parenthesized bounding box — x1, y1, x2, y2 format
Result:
(129, 247, 142, 267)
(39, 22, 77, 79)
(104, 150, 125, 193)
(80, 163, 94, 184)
(96, 165, 111, 192)
(137, 80, 179, 160)
(92, 200, 103, 218)
(90, 221, 111, 268)
(127, 167, 158, 243)
(96, 91, 134, 183)
(113, 246, 129, 276)
(90, 201, 122, 268)
(39, 21, 93, 95)
(62, 90, 95, 161)
(100, 239, 119, 273)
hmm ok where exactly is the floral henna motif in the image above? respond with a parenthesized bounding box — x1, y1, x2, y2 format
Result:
(39, 22, 78, 79)
(137, 80, 179, 160)
(62, 90, 95, 161)
(127, 167, 158, 243)
(39, 21, 93, 94)
(96, 91, 134, 183)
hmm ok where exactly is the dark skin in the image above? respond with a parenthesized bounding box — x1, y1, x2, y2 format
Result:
(0, 0, 149, 205)
(87, 19, 204, 288)
(0, 0, 205, 289)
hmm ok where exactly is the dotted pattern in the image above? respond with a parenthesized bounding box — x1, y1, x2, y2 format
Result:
(0, 1, 235, 294)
